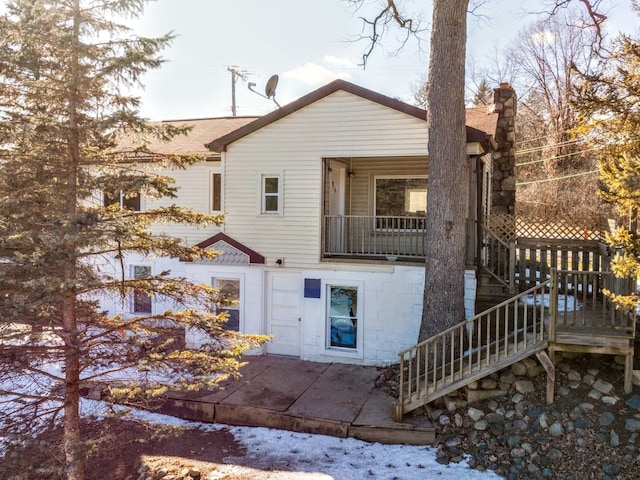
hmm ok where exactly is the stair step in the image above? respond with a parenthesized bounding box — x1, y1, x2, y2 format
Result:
(397, 337, 548, 414)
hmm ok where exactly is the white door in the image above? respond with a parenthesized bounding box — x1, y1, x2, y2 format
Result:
(328, 166, 346, 253)
(266, 272, 301, 356)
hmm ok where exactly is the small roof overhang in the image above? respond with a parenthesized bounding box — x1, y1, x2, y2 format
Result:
(189, 233, 265, 265)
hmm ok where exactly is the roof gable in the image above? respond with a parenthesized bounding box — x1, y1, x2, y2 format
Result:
(192, 233, 265, 265)
(206, 79, 499, 152)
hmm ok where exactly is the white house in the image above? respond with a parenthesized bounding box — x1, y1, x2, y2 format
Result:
(101, 80, 517, 366)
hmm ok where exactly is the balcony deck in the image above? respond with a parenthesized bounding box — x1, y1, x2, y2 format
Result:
(323, 215, 427, 261)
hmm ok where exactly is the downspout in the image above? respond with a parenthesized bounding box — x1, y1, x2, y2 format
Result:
(476, 156, 484, 276)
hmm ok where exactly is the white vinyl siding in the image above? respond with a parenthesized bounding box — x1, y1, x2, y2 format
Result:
(145, 162, 224, 243)
(135, 92, 429, 257)
(221, 91, 429, 268)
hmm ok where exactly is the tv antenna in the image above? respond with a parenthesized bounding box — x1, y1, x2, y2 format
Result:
(248, 74, 281, 108)
(227, 66, 249, 117)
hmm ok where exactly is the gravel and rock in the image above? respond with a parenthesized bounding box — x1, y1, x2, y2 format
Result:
(396, 352, 640, 479)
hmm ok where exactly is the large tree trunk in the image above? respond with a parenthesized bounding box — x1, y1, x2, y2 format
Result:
(419, 0, 470, 342)
(63, 2, 84, 479)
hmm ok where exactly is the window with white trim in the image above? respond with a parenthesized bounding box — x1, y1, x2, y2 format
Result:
(213, 277, 240, 331)
(374, 176, 427, 230)
(132, 265, 152, 313)
(104, 189, 141, 211)
(261, 174, 281, 214)
(210, 171, 222, 212)
(327, 285, 359, 350)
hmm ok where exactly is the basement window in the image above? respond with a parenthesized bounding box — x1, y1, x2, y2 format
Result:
(327, 285, 358, 350)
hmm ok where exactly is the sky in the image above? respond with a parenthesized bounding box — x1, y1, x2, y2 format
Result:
(125, 0, 640, 121)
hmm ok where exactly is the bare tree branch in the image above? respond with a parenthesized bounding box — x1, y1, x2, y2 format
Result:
(534, 0, 607, 42)
(346, 0, 426, 66)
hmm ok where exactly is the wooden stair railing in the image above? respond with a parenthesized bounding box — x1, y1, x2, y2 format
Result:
(392, 282, 553, 421)
(479, 222, 516, 294)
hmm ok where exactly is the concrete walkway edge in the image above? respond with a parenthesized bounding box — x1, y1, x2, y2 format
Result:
(158, 356, 435, 445)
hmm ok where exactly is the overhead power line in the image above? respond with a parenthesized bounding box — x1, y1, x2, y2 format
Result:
(516, 135, 549, 146)
(516, 138, 586, 156)
(516, 147, 601, 166)
(517, 169, 599, 186)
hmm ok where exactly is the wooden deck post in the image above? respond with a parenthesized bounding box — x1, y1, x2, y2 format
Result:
(548, 268, 557, 343)
(391, 401, 403, 422)
(508, 240, 516, 294)
(625, 354, 634, 394)
(536, 351, 555, 404)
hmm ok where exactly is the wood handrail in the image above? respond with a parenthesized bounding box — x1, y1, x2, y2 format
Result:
(396, 281, 550, 358)
(394, 281, 550, 420)
(393, 267, 638, 420)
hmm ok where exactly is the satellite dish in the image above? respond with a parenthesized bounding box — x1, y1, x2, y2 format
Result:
(247, 74, 281, 108)
(265, 75, 279, 99)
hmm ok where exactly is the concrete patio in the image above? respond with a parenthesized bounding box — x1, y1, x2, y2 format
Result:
(158, 355, 435, 445)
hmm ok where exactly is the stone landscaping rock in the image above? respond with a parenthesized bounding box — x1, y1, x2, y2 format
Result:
(427, 352, 640, 479)
(511, 362, 527, 376)
(549, 422, 564, 437)
(603, 464, 621, 476)
(481, 378, 498, 389)
(567, 369, 581, 382)
(467, 407, 484, 422)
(625, 419, 640, 431)
(438, 414, 451, 426)
(484, 412, 504, 424)
(474, 420, 488, 431)
(594, 379, 614, 394)
(500, 371, 516, 384)
(626, 394, 640, 410)
(588, 389, 603, 400)
(611, 430, 620, 447)
(443, 395, 458, 412)
(466, 388, 505, 404)
(514, 380, 535, 394)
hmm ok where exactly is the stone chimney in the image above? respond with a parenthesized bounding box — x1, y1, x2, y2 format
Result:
(491, 83, 517, 216)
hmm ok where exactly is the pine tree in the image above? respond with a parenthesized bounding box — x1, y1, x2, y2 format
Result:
(0, 2, 267, 479)
(471, 78, 493, 106)
(574, 33, 640, 160)
(573, 30, 640, 311)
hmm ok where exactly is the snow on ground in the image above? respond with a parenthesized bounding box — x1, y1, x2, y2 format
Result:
(81, 400, 502, 480)
(519, 292, 582, 311)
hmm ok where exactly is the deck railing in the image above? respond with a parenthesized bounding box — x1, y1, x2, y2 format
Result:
(515, 240, 610, 290)
(393, 281, 549, 420)
(550, 269, 636, 336)
(479, 219, 611, 294)
(323, 215, 427, 260)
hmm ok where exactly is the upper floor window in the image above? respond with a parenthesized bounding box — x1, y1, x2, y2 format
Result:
(211, 172, 222, 212)
(374, 176, 427, 230)
(261, 174, 281, 214)
(104, 189, 141, 211)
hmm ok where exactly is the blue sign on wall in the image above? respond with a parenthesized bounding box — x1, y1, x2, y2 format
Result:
(304, 278, 321, 298)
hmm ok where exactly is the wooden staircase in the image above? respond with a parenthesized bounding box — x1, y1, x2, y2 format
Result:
(392, 282, 553, 421)
(392, 269, 637, 421)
